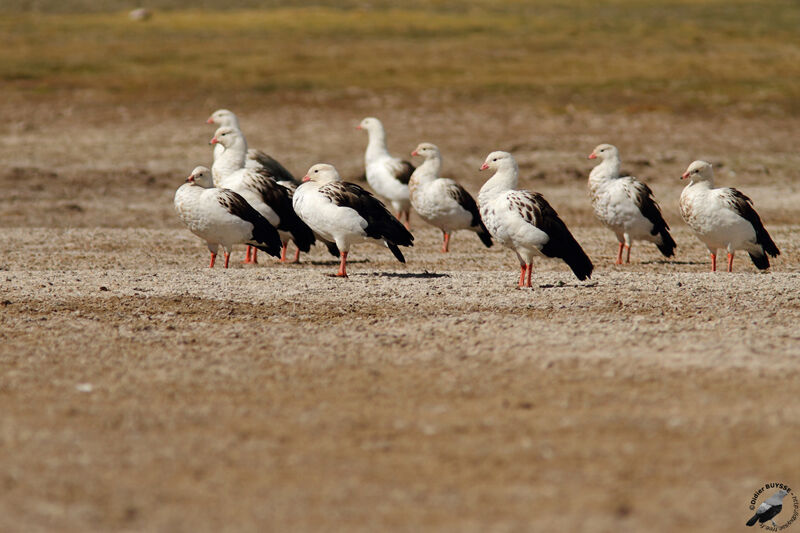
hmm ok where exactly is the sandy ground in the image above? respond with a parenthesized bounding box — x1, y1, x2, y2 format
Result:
(2, 96, 800, 532)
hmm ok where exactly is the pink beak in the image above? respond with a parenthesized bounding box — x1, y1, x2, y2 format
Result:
(209, 137, 218, 145)
(186, 175, 194, 183)
(681, 172, 690, 180)
(588, 153, 597, 159)
(411, 150, 418, 156)
(356, 125, 362, 130)
(206, 117, 214, 124)
(302, 175, 311, 182)
(479, 163, 489, 171)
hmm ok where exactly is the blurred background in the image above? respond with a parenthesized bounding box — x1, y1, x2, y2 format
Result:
(2, 4, 800, 532)
(3, 0, 799, 116)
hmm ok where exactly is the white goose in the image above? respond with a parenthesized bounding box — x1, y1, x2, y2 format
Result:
(409, 142, 492, 252)
(206, 108, 300, 189)
(479, 151, 593, 287)
(174, 166, 282, 268)
(588, 144, 676, 264)
(210, 126, 317, 264)
(680, 160, 779, 272)
(293, 164, 414, 277)
(357, 117, 414, 227)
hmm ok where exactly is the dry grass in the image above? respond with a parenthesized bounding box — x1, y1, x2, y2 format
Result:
(2, 1, 799, 114)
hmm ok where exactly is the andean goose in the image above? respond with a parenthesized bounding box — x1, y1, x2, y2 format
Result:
(479, 151, 593, 287)
(174, 166, 282, 268)
(211, 126, 316, 263)
(409, 142, 492, 252)
(588, 144, 676, 264)
(206, 108, 300, 190)
(357, 117, 414, 228)
(680, 160, 779, 272)
(293, 164, 414, 277)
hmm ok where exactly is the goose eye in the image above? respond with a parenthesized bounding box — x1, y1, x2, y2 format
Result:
(314, 170, 319, 173)
(492, 158, 497, 162)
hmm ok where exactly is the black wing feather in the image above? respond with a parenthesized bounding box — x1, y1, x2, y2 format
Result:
(446, 182, 492, 248)
(725, 188, 780, 258)
(217, 190, 282, 257)
(513, 191, 593, 280)
(758, 504, 782, 524)
(247, 174, 316, 252)
(249, 150, 301, 187)
(628, 179, 676, 257)
(320, 182, 414, 248)
(393, 160, 415, 185)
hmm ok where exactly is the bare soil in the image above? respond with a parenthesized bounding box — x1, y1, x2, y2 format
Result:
(2, 95, 800, 532)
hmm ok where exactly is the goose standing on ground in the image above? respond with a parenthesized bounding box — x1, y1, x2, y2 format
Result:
(680, 160, 779, 272)
(357, 117, 414, 228)
(409, 142, 492, 252)
(588, 144, 676, 264)
(478, 151, 593, 287)
(174, 166, 282, 268)
(293, 164, 414, 277)
(206, 108, 300, 190)
(210, 126, 316, 264)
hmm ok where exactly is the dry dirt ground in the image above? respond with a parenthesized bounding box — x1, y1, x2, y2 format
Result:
(2, 95, 800, 532)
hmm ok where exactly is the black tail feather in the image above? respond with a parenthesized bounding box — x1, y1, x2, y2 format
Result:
(249, 222, 282, 259)
(381, 218, 414, 248)
(758, 230, 780, 258)
(541, 231, 594, 281)
(386, 242, 406, 263)
(476, 221, 493, 248)
(287, 216, 316, 253)
(749, 252, 771, 270)
(656, 228, 676, 258)
(321, 238, 340, 258)
(746, 514, 758, 526)
(564, 244, 594, 281)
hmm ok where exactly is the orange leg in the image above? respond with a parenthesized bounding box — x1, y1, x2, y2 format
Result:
(279, 243, 288, 263)
(518, 264, 526, 287)
(525, 263, 533, 288)
(442, 232, 451, 253)
(223, 252, 230, 268)
(615, 242, 624, 265)
(293, 248, 301, 263)
(625, 244, 631, 264)
(710, 253, 717, 272)
(209, 253, 216, 268)
(400, 209, 411, 230)
(243, 246, 252, 263)
(336, 251, 348, 277)
(251, 248, 258, 264)
(727, 252, 734, 273)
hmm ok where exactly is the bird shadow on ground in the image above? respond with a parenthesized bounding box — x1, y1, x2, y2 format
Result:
(640, 259, 706, 265)
(537, 281, 599, 289)
(361, 271, 450, 279)
(303, 259, 371, 266)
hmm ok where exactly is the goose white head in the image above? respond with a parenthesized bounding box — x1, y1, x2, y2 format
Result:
(411, 142, 440, 159)
(480, 151, 517, 173)
(681, 160, 713, 182)
(186, 166, 214, 188)
(303, 163, 342, 184)
(209, 126, 241, 148)
(589, 143, 619, 161)
(356, 116, 384, 132)
(206, 109, 239, 127)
